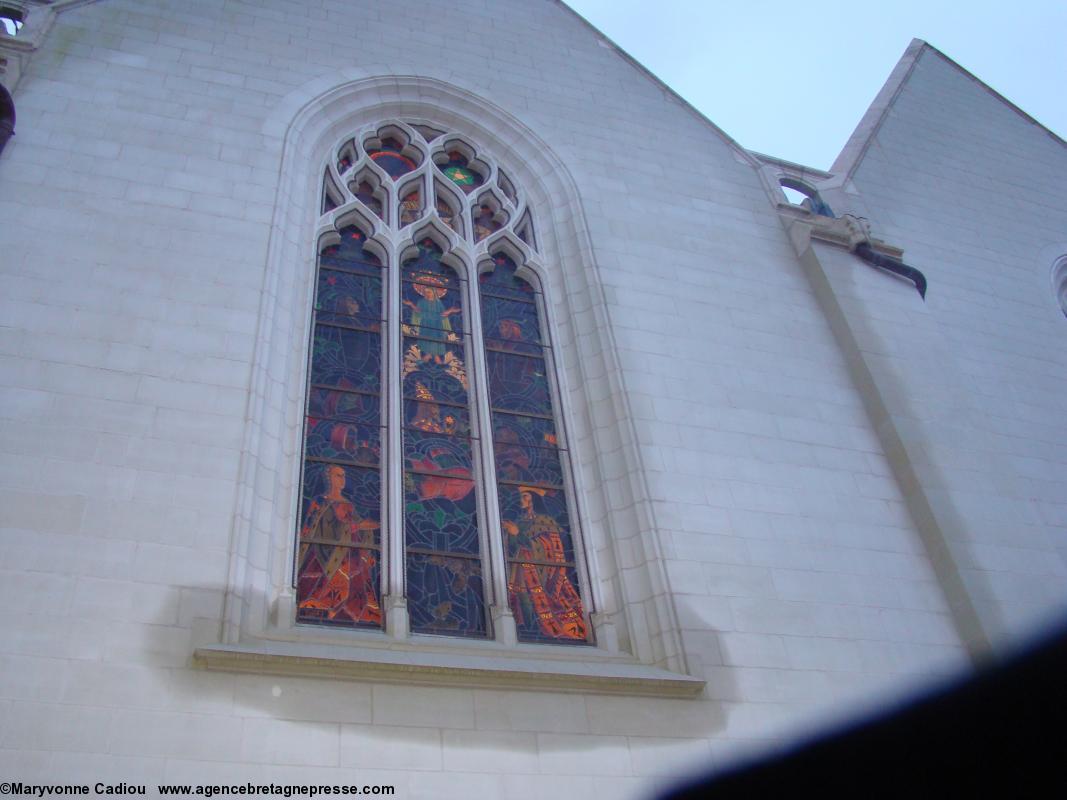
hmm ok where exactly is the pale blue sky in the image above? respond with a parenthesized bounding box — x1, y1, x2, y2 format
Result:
(565, 0, 1067, 170)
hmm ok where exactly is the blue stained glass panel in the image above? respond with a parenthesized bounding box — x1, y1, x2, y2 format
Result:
(404, 474, 479, 555)
(403, 241, 459, 282)
(404, 399, 470, 438)
(316, 269, 382, 330)
(308, 388, 379, 426)
(311, 326, 381, 392)
(485, 350, 551, 415)
(301, 461, 381, 547)
(479, 255, 536, 301)
(320, 227, 381, 275)
(494, 442, 563, 487)
(406, 553, 487, 637)
(368, 138, 418, 179)
(305, 418, 380, 465)
(481, 296, 543, 355)
(492, 411, 558, 450)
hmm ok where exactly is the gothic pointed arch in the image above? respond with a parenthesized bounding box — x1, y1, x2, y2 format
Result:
(222, 74, 692, 676)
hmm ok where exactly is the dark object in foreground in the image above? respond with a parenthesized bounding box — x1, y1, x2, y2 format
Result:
(663, 621, 1066, 797)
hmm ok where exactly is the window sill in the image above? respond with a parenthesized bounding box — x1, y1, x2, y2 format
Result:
(193, 638, 705, 698)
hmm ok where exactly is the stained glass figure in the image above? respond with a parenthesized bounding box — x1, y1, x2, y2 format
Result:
(351, 178, 385, 222)
(367, 136, 418, 179)
(480, 255, 589, 644)
(297, 462, 382, 627)
(399, 185, 423, 227)
(437, 151, 483, 194)
(502, 486, 586, 643)
(297, 226, 385, 630)
(400, 242, 487, 637)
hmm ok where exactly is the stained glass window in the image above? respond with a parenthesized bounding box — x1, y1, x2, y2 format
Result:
(307, 122, 587, 644)
(402, 241, 487, 637)
(480, 255, 590, 644)
(298, 226, 385, 629)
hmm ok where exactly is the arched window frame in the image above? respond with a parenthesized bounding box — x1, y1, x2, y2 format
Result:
(297, 120, 596, 647)
(202, 77, 702, 696)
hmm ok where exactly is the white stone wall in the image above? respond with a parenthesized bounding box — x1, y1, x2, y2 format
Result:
(832, 45, 1067, 650)
(0, 2, 983, 796)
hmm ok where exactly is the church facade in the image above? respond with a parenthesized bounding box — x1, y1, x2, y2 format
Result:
(2, 1, 1066, 796)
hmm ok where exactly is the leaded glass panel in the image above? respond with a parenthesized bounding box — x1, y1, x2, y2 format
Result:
(400, 243, 487, 637)
(479, 255, 537, 300)
(437, 151, 483, 194)
(297, 225, 385, 631)
(315, 269, 382, 331)
(367, 136, 417, 178)
(309, 125, 586, 644)
(479, 258, 590, 644)
(402, 277, 464, 341)
(485, 350, 551, 415)
(311, 327, 381, 393)
(404, 399, 471, 438)
(406, 554, 487, 637)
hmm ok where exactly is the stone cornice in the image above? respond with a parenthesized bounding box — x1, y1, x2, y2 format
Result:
(195, 641, 706, 698)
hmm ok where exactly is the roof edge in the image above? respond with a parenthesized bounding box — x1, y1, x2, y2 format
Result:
(831, 38, 1065, 184)
(829, 38, 926, 182)
(921, 41, 1066, 149)
(552, 1, 761, 170)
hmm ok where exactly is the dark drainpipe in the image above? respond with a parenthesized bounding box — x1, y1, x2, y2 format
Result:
(853, 242, 927, 300)
(0, 85, 13, 158)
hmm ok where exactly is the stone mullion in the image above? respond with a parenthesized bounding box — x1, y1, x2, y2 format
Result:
(383, 237, 409, 639)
